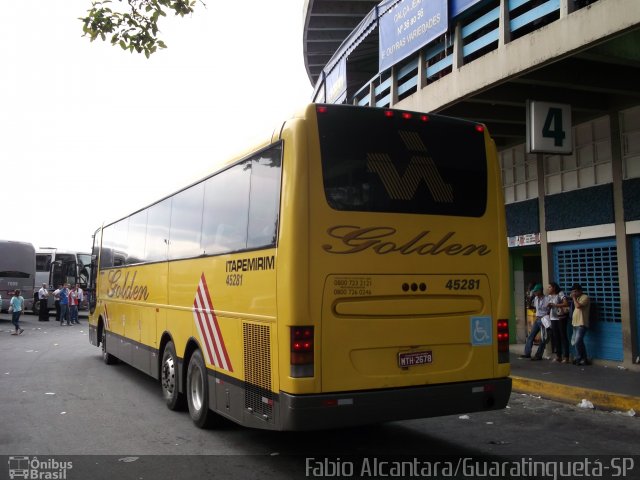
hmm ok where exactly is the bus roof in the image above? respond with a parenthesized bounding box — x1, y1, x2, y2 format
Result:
(37, 248, 90, 255)
(1, 239, 35, 249)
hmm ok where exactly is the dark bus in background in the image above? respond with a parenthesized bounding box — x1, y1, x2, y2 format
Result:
(0, 240, 35, 312)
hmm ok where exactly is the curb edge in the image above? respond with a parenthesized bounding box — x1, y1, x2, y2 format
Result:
(511, 375, 640, 413)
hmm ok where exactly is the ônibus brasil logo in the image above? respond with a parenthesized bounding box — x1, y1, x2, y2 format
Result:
(8, 456, 72, 479)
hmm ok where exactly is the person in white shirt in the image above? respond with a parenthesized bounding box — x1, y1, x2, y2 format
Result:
(548, 282, 570, 363)
(38, 283, 50, 321)
(53, 284, 62, 322)
(75, 284, 84, 310)
(519, 283, 550, 361)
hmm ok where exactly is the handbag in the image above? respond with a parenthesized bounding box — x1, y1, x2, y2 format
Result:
(541, 315, 551, 329)
(554, 293, 569, 318)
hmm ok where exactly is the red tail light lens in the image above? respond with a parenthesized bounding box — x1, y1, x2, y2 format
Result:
(497, 319, 510, 363)
(291, 326, 314, 377)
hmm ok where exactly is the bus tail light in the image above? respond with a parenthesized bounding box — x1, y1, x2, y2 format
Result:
(497, 319, 509, 363)
(290, 326, 314, 378)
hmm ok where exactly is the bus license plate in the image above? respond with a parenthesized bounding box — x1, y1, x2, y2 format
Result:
(398, 351, 432, 368)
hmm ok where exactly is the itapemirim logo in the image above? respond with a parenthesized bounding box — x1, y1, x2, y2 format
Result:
(8, 456, 72, 479)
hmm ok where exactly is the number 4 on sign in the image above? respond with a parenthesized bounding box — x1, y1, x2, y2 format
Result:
(542, 108, 566, 147)
(526, 101, 572, 154)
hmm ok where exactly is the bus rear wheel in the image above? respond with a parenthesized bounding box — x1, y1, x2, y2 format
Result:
(187, 349, 218, 428)
(161, 341, 185, 411)
(101, 328, 118, 365)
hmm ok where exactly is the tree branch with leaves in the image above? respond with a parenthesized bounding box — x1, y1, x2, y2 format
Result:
(80, 0, 201, 58)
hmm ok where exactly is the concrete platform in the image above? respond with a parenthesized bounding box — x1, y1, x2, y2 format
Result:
(509, 344, 640, 414)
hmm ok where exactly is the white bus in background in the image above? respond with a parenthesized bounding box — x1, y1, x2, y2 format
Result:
(33, 248, 92, 314)
(0, 240, 35, 312)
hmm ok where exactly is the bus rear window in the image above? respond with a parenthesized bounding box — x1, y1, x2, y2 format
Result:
(0, 271, 31, 278)
(317, 106, 488, 217)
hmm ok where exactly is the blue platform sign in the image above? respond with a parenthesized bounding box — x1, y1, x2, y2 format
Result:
(451, 0, 484, 18)
(379, 0, 448, 72)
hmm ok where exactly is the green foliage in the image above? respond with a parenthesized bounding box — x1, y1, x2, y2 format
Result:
(80, 0, 200, 58)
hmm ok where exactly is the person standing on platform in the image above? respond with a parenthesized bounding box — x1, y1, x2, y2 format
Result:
(59, 284, 71, 326)
(571, 284, 591, 366)
(519, 283, 550, 360)
(38, 283, 50, 321)
(75, 284, 84, 312)
(548, 282, 570, 363)
(53, 284, 63, 322)
(69, 285, 79, 324)
(10, 290, 25, 335)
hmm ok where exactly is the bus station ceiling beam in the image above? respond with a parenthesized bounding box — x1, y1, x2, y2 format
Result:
(465, 83, 613, 113)
(512, 58, 640, 99)
(303, 0, 379, 84)
(443, 103, 527, 126)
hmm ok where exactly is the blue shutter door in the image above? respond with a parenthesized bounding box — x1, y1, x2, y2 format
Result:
(553, 238, 622, 361)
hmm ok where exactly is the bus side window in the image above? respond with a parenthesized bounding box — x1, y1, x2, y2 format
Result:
(247, 146, 282, 249)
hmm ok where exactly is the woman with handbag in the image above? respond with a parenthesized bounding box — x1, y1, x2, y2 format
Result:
(548, 282, 570, 363)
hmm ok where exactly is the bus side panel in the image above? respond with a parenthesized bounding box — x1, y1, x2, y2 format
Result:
(166, 252, 278, 425)
(275, 115, 319, 397)
(167, 260, 204, 361)
(129, 262, 167, 375)
(486, 136, 511, 380)
(97, 269, 125, 358)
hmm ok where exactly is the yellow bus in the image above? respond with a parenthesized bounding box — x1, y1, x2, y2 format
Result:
(88, 103, 511, 431)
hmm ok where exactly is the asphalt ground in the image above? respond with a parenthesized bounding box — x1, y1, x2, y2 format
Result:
(1, 312, 639, 479)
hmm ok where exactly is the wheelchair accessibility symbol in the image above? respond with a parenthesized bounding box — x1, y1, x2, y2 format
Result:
(471, 316, 492, 346)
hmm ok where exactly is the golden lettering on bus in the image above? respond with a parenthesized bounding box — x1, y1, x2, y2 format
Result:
(322, 225, 491, 256)
(106, 270, 150, 301)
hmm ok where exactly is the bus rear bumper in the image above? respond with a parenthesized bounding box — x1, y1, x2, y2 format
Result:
(279, 377, 511, 431)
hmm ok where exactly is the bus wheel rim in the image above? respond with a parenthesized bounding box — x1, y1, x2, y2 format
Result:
(189, 364, 204, 412)
(101, 331, 108, 360)
(162, 354, 176, 398)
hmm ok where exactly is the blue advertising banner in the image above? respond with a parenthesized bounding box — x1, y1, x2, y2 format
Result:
(451, 0, 484, 18)
(379, 0, 448, 72)
(325, 58, 347, 104)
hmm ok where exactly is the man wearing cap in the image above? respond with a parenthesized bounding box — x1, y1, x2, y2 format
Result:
(570, 284, 591, 365)
(519, 283, 550, 360)
(38, 283, 49, 321)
